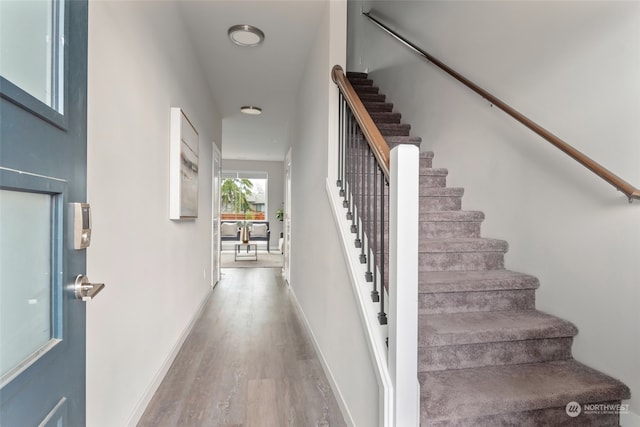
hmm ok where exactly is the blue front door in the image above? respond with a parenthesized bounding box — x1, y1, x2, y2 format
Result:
(0, 0, 89, 425)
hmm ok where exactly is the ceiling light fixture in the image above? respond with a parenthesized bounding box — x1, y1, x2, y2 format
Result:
(228, 24, 265, 47)
(240, 106, 262, 115)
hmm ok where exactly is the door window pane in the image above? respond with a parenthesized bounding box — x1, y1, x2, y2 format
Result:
(0, 189, 53, 377)
(0, 0, 64, 112)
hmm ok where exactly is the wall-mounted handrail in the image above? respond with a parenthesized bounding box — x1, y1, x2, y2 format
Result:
(332, 65, 391, 180)
(363, 11, 640, 203)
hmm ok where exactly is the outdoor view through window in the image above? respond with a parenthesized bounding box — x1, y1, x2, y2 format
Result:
(220, 172, 267, 221)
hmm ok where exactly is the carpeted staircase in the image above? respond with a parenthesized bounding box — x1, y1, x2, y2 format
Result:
(346, 72, 631, 426)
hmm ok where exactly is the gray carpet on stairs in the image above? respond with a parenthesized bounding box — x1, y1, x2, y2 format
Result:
(346, 71, 630, 426)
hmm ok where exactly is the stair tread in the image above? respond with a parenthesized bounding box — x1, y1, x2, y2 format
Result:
(422, 187, 464, 197)
(419, 270, 540, 293)
(377, 122, 410, 130)
(420, 359, 630, 421)
(384, 136, 421, 144)
(421, 151, 434, 159)
(420, 167, 448, 176)
(348, 78, 372, 86)
(419, 310, 578, 347)
(421, 238, 508, 253)
(362, 101, 394, 112)
(420, 210, 484, 222)
(354, 86, 379, 94)
(357, 93, 386, 102)
(378, 123, 411, 136)
(346, 71, 368, 78)
(370, 112, 401, 123)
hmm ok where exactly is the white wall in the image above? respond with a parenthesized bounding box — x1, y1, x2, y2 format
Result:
(87, 2, 221, 426)
(288, 1, 380, 426)
(221, 159, 284, 248)
(348, 0, 640, 421)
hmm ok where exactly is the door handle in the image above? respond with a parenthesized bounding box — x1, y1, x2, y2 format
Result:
(74, 275, 105, 301)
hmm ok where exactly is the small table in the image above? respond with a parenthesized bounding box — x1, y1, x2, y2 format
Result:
(234, 242, 258, 261)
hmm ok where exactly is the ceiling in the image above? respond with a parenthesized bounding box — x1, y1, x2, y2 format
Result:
(178, 1, 327, 162)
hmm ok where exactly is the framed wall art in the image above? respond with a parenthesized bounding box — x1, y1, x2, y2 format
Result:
(169, 107, 199, 220)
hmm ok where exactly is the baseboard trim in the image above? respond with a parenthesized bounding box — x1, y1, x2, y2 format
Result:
(287, 285, 357, 427)
(125, 289, 213, 427)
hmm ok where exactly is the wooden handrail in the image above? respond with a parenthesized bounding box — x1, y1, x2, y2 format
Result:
(362, 11, 640, 203)
(332, 65, 391, 180)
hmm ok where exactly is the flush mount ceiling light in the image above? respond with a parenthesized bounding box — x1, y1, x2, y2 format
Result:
(240, 106, 262, 115)
(228, 24, 265, 47)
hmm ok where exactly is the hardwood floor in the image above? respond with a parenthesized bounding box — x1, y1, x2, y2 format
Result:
(138, 268, 347, 427)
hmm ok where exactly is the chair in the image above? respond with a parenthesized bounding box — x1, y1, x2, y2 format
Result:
(220, 222, 239, 243)
(249, 221, 270, 252)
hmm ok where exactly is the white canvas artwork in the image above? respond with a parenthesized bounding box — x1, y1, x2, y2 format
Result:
(170, 107, 199, 219)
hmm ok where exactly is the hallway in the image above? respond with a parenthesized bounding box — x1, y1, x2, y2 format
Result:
(137, 268, 346, 426)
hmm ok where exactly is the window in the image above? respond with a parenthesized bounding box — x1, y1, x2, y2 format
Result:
(220, 171, 267, 221)
(0, 0, 65, 112)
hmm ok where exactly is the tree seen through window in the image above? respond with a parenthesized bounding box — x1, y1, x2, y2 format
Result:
(220, 176, 266, 220)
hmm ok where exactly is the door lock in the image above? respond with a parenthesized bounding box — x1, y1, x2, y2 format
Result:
(74, 275, 105, 301)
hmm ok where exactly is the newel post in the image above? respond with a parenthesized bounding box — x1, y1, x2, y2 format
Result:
(388, 144, 420, 426)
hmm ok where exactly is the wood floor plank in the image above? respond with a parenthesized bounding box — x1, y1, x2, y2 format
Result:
(137, 268, 346, 427)
(246, 379, 279, 427)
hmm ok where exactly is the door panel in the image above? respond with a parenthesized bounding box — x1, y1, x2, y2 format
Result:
(283, 148, 292, 283)
(0, 0, 88, 425)
(0, 188, 56, 379)
(212, 144, 221, 286)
